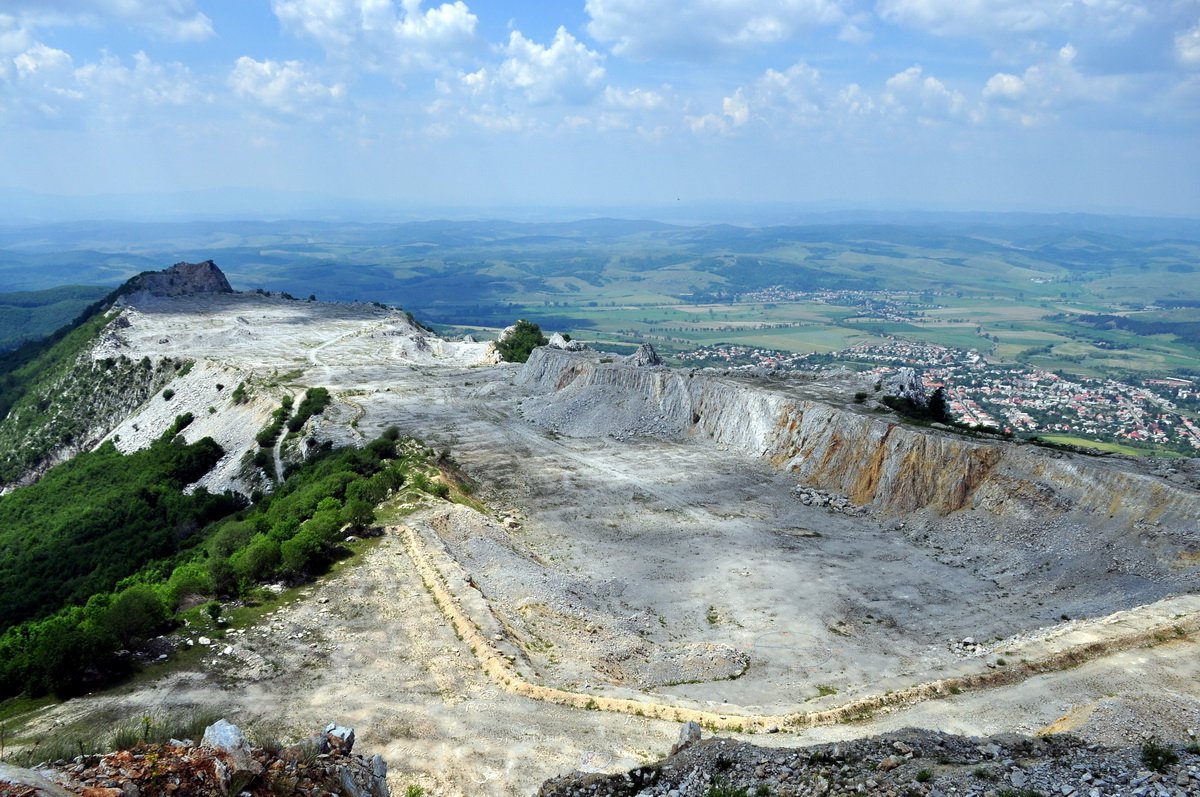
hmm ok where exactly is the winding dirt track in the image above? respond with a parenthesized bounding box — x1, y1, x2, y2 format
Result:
(398, 521, 1200, 734)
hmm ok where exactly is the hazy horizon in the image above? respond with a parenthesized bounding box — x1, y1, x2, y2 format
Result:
(5, 191, 1200, 229)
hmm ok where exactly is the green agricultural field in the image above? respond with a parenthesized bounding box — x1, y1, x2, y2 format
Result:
(1036, 435, 1185, 458)
(3, 215, 1198, 381)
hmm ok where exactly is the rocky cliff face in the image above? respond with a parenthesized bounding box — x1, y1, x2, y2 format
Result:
(518, 347, 1200, 531)
(123, 260, 233, 298)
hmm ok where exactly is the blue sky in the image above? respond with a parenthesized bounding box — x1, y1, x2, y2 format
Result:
(2, 0, 1199, 217)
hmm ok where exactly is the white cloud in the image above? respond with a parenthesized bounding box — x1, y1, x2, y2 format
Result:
(0, 15, 33, 58)
(687, 61, 825, 133)
(978, 43, 1133, 125)
(883, 65, 965, 120)
(13, 43, 73, 81)
(425, 26, 606, 132)
(496, 27, 606, 105)
(586, 0, 852, 60)
(76, 52, 197, 106)
(464, 105, 534, 132)
(877, 0, 1152, 38)
(2, 46, 198, 124)
(229, 56, 345, 116)
(1178, 20, 1200, 66)
(604, 86, 666, 110)
(5, 0, 213, 41)
(271, 0, 477, 70)
(396, 0, 475, 51)
(983, 72, 1025, 101)
(722, 90, 751, 127)
(837, 83, 875, 117)
(756, 62, 823, 119)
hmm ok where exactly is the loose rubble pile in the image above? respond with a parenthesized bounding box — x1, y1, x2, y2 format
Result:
(948, 636, 990, 657)
(538, 724, 1200, 797)
(0, 720, 388, 797)
(790, 486, 867, 517)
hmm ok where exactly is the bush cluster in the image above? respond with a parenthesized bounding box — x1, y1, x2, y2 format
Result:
(255, 395, 294, 448)
(287, 387, 331, 433)
(0, 424, 432, 700)
(496, 320, 548, 363)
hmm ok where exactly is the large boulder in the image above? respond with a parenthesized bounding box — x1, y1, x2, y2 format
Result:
(547, 332, 586, 351)
(325, 722, 356, 754)
(0, 763, 76, 796)
(201, 719, 262, 792)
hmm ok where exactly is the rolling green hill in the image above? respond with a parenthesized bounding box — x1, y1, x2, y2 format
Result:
(0, 285, 110, 350)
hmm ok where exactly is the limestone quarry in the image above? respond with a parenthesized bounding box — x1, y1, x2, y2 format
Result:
(5, 272, 1200, 796)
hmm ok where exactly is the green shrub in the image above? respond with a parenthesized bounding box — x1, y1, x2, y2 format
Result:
(704, 779, 749, 797)
(208, 521, 256, 559)
(496, 320, 548, 363)
(231, 535, 281, 585)
(343, 498, 376, 530)
(1141, 737, 1179, 773)
(255, 399, 292, 448)
(207, 557, 237, 596)
(165, 562, 215, 609)
(0, 436, 228, 635)
(163, 412, 194, 440)
(287, 387, 331, 433)
(281, 528, 324, 575)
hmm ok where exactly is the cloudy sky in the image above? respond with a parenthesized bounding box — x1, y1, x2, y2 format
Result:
(2, 0, 1199, 217)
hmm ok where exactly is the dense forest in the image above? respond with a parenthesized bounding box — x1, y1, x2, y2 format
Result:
(0, 418, 231, 634)
(0, 424, 444, 699)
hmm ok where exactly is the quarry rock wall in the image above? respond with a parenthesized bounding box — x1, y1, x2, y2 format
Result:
(519, 348, 1200, 527)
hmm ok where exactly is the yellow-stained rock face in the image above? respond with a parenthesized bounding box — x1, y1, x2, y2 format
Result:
(519, 347, 1200, 528)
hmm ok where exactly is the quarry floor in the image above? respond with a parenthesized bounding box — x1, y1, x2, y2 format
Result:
(22, 522, 1200, 797)
(19, 296, 1200, 796)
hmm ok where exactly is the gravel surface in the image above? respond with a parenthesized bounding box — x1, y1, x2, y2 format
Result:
(539, 728, 1200, 796)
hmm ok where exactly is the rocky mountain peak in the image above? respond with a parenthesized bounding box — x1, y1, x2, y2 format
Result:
(626, 342, 662, 367)
(124, 260, 233, 298)
(884, 366, 927, 406)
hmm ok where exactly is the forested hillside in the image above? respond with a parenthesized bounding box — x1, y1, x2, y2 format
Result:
(0, 424, 446, 699)
(0, 285, 110, 351)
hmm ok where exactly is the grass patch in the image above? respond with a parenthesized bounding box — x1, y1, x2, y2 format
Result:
(3, 706, 226, 767)
(1036, 435, 1180, 458)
